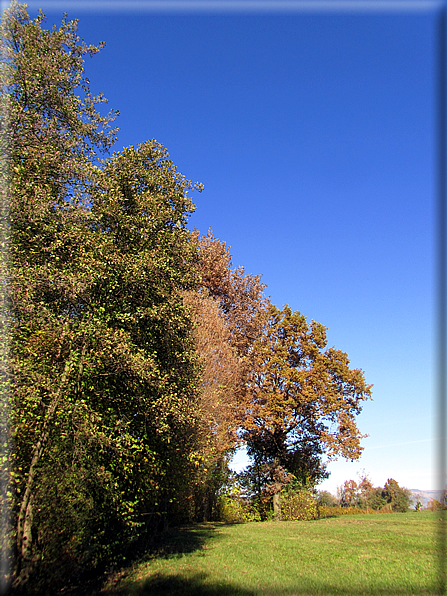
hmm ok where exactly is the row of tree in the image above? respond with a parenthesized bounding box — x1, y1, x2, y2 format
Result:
(0, 3, 372, 593)
(334, 476, 412, 512)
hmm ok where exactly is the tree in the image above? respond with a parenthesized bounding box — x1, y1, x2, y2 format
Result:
(3, 4, 203, 590)
(11, 137, 202, 589)
(355, 473, 375, 509)
(182, 230, 269, 520)
(237, 460, 294, 520)
(316, 490, 338, 507)
(383, 478, 411, 512)
(183, 291, 243, 462)
(182, 290, 244, 520)
(2, 4, 118, 588)
(339, 480, 359, 508)
(243, 303, 372, 516)
(366, 487, 387, 511)
(337, 474, 374, 509)
(337, 476, 411, 512)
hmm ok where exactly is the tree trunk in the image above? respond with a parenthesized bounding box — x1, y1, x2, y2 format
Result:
(12, 357, 71, 588)
(13, 493, 35, 590)
(13, 338, 87, 588)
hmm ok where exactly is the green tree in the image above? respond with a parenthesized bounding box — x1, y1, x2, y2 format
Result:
(367, 487, 387, 511)
(243, 303, 372, 517)
(237, 460, 294, 521)
(383, 478, 411, 513)
(3, 4, 203, 590)
(2, 4, 117, 588)
(316, 490, 338, 507)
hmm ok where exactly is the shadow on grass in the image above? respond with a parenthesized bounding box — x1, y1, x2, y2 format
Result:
(108, 572, 255, 595)
(100, 522, 440, 596)
(104, 570, 438, 596)
(100, 523, 235, 594)
(151, 522, 227, 559)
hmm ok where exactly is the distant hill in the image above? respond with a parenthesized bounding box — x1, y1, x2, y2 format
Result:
(409, 489, 445, 508)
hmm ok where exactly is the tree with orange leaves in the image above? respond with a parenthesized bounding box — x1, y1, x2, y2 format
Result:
(193, 229, 269, 357)
(243, 304, 372, 505)
(183, 230, 268, 519)
(183, 290, 244, 519)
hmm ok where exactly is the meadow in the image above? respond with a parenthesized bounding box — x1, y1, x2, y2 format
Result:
(101, 510, 442, 596)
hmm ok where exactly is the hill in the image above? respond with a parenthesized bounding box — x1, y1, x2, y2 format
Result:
(410, 488, 444, 508)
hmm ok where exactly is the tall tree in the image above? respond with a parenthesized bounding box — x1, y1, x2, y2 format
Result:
(243, 303, 372, 514)
(3, 4, 203, 590)
(382, 478, 412, 512)
(181, 293, 239, 520)
(181, 232, 268, 520)
(2, 3, 117, 588)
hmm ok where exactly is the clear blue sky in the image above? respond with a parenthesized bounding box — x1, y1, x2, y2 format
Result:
(23, 0, 439, 494)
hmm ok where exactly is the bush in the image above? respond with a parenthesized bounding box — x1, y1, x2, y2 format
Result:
(317, 505, 396, 518)
(318, 506, 365, 518)
(218, 489, 318, 523)
(427, 499, 446, 511)
(281, 489, 317, 521)
(218, 496, 261, 523)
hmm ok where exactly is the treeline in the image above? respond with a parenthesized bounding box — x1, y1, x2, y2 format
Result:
(0, 4, 372, 594)
(216, 474, 413, 524)
(336, 476, 412, 512)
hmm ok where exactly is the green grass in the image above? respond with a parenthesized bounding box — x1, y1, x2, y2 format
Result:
(101, 510, 444, 595)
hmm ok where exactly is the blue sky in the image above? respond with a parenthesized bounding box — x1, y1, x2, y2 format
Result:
(23, 0, 440, 494)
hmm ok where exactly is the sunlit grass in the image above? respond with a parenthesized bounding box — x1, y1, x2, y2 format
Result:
(102, 510, 442, 595)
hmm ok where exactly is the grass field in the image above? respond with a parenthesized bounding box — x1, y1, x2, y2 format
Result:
(101, 510, 444, 595)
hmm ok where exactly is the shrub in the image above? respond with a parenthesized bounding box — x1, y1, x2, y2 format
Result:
(317, 505, 396, 518)
(281, 489, 317, 521)
(218, 496, 261, 523)
(318, 506, 365, 518)
(427, 499, 446, 511)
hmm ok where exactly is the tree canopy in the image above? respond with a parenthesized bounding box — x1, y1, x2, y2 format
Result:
(243, 304, 372, 487)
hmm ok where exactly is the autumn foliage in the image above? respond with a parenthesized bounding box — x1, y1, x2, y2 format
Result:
(338, 475, 412, 512)
(242, 304, 372, 502)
